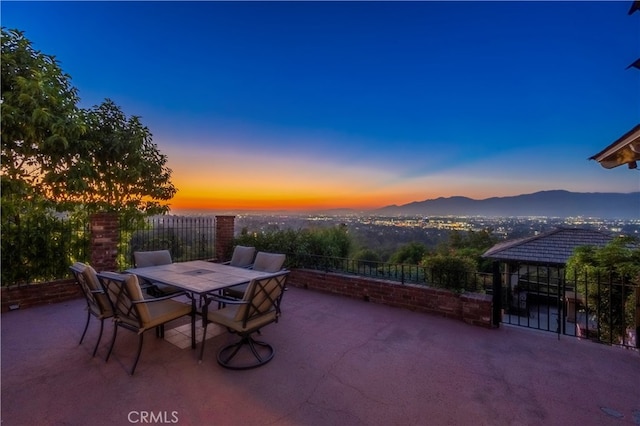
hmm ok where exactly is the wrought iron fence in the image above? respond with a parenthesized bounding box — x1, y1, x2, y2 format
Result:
(291, 253, 492, 293)
(500, 263, 639, 349)
(118, 215, 216, 269)
(1, 214, 90, 286)
(1, 215, 216, 286)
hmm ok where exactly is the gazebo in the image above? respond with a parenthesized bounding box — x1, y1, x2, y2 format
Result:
(483, 227, 614, 313)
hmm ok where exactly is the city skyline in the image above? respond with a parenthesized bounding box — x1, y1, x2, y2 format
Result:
(2, 1, 639, 211)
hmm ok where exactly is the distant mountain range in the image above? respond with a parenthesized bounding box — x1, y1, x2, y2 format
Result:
(375, 190, 640, 219)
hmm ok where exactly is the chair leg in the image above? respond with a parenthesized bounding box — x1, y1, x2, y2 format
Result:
(106, 323, 118, 363)
(219, 338, 244, 364)
(130, 333, 144, 376)
(247, 337, 265, 361)
(198, 322, 209, 363)
(217, 334, 275, 370)
(92, 319, 105, 357)
(79, 310, 91, 345)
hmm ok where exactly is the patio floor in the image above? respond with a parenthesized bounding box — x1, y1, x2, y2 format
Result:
(2, 286, 639, 426)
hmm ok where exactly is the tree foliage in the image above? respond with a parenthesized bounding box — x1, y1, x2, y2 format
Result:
(1, 28, 177, 285)
(52, 99, 177, 214)
(566, 237, 639, 343)
(1, 28, 176, 215)
(436, 229, 496, 272)
(1, 28, 84, 201)
(422, 253, 478, 293)
(389, 242, 427, 265)
(353, 248, 382, 268)
(234, 225, 352, 267)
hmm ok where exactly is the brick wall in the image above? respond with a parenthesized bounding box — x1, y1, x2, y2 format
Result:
(215, 215, 235, 262)
(90, 212, 119, 272)
(2, 268, 493, 328)
(1, 279, 81, 313)
(2, 213, 238, 313)
(288, 269, 494, 328)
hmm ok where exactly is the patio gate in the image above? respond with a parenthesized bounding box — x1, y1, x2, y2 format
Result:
(491, 262, 639, 350)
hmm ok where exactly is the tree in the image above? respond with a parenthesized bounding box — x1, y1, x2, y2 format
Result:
(566, 237, 640, 344)
(2, 28, 177, 284)
(389, 242, 427, 265)
(353, 248, 381, 268)
(2, 28, 176, 216)
(422, 253, 478, 293)
(52, 99, 177, 214)
(439, 229, 497, 272)
(233, 225, 353, 268)
(1, 28, 84, 202)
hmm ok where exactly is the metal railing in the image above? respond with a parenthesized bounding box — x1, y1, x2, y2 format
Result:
(119, 215, 216, 269)
(290, 253, 492, 293)
(1, 215, 90, 286)
(1, 215, 216, 286)
(500, 263, 639, 349)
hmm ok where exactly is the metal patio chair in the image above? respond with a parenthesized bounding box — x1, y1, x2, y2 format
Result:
(223, 245, 256, 268)
(97, 271, 191, 375)
(201, 271, 289, 370)
(70, 262, 115, 358)
(224, 252, 286, 299)
(133, 250, 181, 297)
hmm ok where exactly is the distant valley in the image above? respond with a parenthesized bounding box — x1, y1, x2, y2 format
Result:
(375, 190, 640, 219)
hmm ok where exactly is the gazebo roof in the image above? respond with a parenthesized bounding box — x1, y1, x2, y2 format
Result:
(589, 123, 640, 169)
(482, 227, 613, 265)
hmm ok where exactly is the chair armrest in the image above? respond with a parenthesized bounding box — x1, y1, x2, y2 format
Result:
(133, 291, 188, 304)
(222, 261, 253, 269)
(134, 275, 156, 290)
(206, 293, 248, 305)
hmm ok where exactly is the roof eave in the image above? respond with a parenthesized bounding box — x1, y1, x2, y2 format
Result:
(589, 124, 640, 169)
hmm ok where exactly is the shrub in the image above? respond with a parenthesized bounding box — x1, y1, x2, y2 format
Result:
(422, 253, 478, 293)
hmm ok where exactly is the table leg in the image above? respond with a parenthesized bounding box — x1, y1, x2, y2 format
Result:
(199, 296, 212, 362)
(190, 295, 197, 349)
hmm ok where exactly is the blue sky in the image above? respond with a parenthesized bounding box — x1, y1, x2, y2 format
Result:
(2, 1, 639, 211)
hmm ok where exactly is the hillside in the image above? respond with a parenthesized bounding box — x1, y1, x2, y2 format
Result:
(375, 190, 640, 219)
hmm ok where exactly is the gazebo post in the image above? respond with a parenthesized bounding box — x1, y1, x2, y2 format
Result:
(492, 261, 502, 328)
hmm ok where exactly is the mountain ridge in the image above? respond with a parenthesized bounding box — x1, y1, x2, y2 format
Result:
(374, 190, 640, 219)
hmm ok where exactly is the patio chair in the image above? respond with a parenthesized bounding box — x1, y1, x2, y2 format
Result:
(223, 245, 256, 268)
(224, 252, 286, 299)
(96, 271, 191, 375)
(133, 250, 181, 297)
(70, 262, 115, 357)
(200, 271, 289, 369)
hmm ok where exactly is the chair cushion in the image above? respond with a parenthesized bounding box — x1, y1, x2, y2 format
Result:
(252, 252, 285, 272)
(122, 274, 148, 323)
(134, 250, 172, 267)
(80, 263, 113, 317)
(229, 246, 256, 267)
(117, 274, 190, 332)
(141, 299, 191, 331)
(207, 305, 277, 333)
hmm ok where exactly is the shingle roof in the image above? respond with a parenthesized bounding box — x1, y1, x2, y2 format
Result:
(482, 228, 614, 265)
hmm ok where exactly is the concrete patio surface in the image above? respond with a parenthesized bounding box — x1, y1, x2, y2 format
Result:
(2, 286, 639, 426)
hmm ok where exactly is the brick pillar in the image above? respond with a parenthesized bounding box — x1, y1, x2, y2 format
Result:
(215, 215, 235, 262)
(90, 212, 119, 272)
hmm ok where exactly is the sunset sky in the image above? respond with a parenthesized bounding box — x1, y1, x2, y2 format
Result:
(2, 1, 639, 213)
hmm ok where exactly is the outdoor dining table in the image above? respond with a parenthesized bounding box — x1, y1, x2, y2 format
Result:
(125, 260, 272, 356)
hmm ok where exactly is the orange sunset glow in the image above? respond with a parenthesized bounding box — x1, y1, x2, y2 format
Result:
(162, 142, 589, 212)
